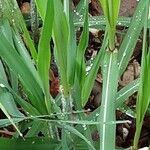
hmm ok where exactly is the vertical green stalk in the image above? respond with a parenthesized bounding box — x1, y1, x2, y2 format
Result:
(100, 50, 119, 150)
(133, 1, 150, 149)
(99, 0, 120, 149)
(99, 0, 120, 50)
(63, 0, 70, 21)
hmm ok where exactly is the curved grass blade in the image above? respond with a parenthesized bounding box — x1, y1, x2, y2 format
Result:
(52, 0, 69, 96)
(0, 25, 46, 114)
(133, 2, 150, 148)
(0, 92, 24, 117)
(11, 0, 37, 61)
(0, 61, 8, 84)
(81, 33, 107, 106)
(12, 30, 43, 89)
(0, 118, 23, 128)
(116, 79, 139, 108)
(117, 105, 135, 118)
(67, 6, 77, 86)
(0, 18, 14, 46)
(76, 0, 89, 87)
(34, 0, 47, 20)
(0, 103, 22, 137)
(57, 124, 96, 150)
(74, 15, 150, 29)
(37, 0, 54, 113)
(0, 78, 41, 116)
(25, 120, 45, 137)
(118, 0, 147, 76)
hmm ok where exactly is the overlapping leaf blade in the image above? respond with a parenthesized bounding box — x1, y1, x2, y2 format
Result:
(118, 0, 147, 76)
(0, 137, 60, 150)
(81, 33, 107, 106)
(52, 0, 69, 96)
(100, 50, 119, 150)
(0, 19, 46, 114)
(133, 2, 150, 147)
(37, 0, 54, 113)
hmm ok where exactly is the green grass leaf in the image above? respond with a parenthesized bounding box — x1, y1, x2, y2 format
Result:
(0, 103, 22, 137)
(0, 137, 60, 150)
(52, 0, 69, 96)
(81, 33, 107, 106)
(0, 92, 24, 117)
(37, 0, 54, 113)
(100, 50, 119, 150)
(76, 0, 89, 87)
(0, 79, 41, 116)
(99, 0, 120, 50)
(133, 2, 150, 147)
(116, 79, 139, 108)
(58, 124, 96, 150)
(0, 20, 47, 114)
(118, 0, 147, 76)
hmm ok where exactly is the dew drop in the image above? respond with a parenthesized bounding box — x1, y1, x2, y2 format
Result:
(96, 113, 99, 117)
(82, 124, 87, 130)
(76, 12, 79, 15)
(104, 64, 107, 68)
(118, 22, 121, 25)
(79, 18, 82, 21)
(0, 83, 5, 88)
(123, 53, 126, 57)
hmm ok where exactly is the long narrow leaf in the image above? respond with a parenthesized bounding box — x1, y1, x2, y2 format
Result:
(0, 21, 46, 114)
(100, 50, 119, 150)
(81, 33, 107, 106)
(0, 103, 22, 137)
(37, 0, 54, 113)
(0, 137, 60, 150)
(52, 0, 69, 96)
(118, 0, 147, 76)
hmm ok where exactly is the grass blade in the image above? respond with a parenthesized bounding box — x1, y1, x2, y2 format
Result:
(99, 0, 120, 50)
(67, 6, 77, 86)
(81, 33, 107, 106)
(100, 50, 119, 150)
(0, 137, 60, 150)
(53, 0, 69, 96)
(133, 2, 150, 148)
(116, 79, 139, 108)
(76, 0, 89, 87)
(0, 92, 24, 117)
(0, 103, 22, 137)
(0, 20, 47, 114)
(118, 0, 147, 76)
(34, 0, 47, 20)
(58, 124, 96, 150)
(0, 78, 41, 116)
(37, 0, 54, 113)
